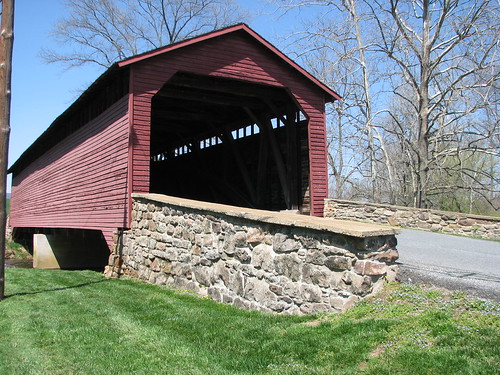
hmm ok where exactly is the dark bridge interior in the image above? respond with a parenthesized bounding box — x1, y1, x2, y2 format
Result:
(149, 72, 310, 213)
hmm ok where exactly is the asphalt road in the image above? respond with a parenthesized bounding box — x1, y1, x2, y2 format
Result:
(396, 229, 500, 301)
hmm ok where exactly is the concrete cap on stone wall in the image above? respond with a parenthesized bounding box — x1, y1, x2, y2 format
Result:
(132, 193, 400, 238)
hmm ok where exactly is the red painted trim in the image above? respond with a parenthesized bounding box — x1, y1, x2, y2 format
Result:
(307, 106, 328, 217)
(126, 68, 135, 228)
(118, 24, 341, 103)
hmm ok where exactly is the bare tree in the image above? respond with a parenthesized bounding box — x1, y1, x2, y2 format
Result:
(42, 0, 247, 69)
(272, 0, 499, 212)
(0, 0, 14, 301)
(369, 0, 499, 208)
(273, 0, 396, 203)
(300, 23, 373, 200)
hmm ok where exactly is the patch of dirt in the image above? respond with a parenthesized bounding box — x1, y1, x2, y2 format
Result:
(303, 316, 331, 327)
(359, 344, 385, 370)
(369, 344, 385, 358)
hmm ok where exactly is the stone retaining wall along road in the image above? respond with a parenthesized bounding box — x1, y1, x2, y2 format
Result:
(324, 199, 500, 240)
(106, 194, 400, 314)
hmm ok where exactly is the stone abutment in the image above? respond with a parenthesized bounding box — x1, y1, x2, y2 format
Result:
(105, 194, 400, 314)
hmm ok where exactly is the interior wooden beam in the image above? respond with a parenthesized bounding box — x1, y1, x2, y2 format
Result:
(189, 142, 220, 203)
(256, 129, 269, 207)
(263, 99, 289, 126)
(168, 72, 290, 102)
(151, 122, 200, 135)
(221, 128, 257, 204)
(286, 109, 299, 210)
(219, 178, 255, 208)
(244, 107, 292, 209)
(153, 109, 223, 123)
(156, 87, 265, 109)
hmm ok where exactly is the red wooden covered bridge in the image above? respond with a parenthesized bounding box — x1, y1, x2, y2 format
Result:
(9, 24, 340, 268)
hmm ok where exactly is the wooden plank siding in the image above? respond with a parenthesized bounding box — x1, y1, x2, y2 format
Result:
(10, 96, 130, 248)
(129, 31, 329, 216)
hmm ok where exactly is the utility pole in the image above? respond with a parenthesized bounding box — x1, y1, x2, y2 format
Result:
(0, 0, 14, 301)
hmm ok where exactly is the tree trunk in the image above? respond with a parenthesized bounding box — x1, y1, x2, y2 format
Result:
(0, 0, 15, 301)
(416, 0, 431, 209)
(347, 0, 380, 202)
(335, 104, 344, 199)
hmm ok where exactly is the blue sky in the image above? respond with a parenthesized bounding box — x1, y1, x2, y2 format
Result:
(9, 0, 312, 190)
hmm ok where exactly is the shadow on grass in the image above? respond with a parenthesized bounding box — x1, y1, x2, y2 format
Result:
(6, 278, 110, 299)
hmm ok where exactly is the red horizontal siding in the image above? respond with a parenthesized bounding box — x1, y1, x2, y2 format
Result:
(10, 96, 130, 248)
(130, 32, 328, 216)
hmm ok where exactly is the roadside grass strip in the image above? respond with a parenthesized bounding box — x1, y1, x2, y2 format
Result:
(1, 269, 498, 374)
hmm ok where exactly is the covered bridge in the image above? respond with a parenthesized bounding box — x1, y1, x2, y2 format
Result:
(9, 24, 340, 267)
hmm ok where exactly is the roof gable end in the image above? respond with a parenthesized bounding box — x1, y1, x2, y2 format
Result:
(118, 23, 341, 102)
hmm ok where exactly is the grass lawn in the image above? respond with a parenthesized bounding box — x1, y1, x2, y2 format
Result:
(1, 269, 498, 375)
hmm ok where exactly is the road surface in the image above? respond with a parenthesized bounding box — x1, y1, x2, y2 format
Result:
(396, 229, 500, 301)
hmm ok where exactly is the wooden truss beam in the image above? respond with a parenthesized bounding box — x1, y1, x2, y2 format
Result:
(155, 87, 264, 109)
(168, 73, 290, 102)
(257, 127, 269, 207)
(244, 107, 292, 209)
(285, 110, 299, 210)
(221, 128, 257, 204)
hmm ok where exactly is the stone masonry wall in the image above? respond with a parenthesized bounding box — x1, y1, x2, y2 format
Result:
(106, 194, 399, 314)
(324, 199, 500, 240)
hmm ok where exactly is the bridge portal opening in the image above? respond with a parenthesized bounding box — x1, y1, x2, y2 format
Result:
(149, 72, 311, 213)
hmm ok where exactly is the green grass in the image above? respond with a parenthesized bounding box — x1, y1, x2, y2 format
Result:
(1, 269, 499, 375)
(5, 240, 32, 259)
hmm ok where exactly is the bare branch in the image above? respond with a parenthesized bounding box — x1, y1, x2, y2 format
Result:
(42, 0, 247, 69)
